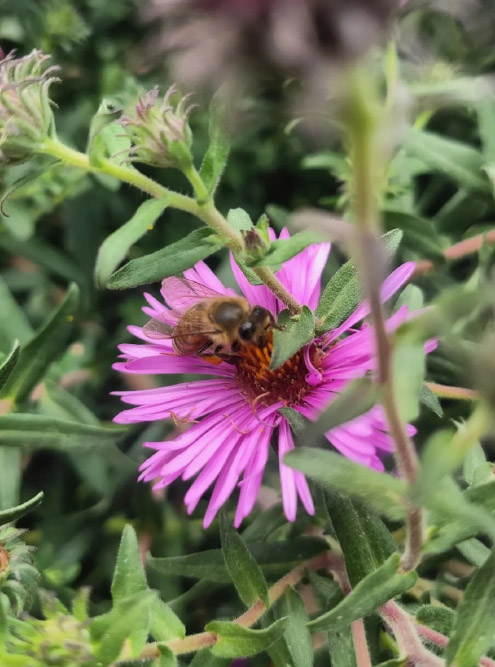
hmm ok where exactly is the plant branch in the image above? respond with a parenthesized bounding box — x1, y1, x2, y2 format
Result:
(348, 69, 423, 572)
(415, 621, 495, 667)
(139, 552, 333, 659)
(414, 229, 495, 276)
(425, 381, 478, 401)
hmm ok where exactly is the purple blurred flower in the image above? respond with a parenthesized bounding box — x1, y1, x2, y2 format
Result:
(113, 230, 430, 527)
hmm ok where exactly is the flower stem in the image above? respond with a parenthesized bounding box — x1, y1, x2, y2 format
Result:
(414, 229, 495, 276)
(39, 137, 200, 215)
(348, 68, 423, 571)
(425, 381, 478, 401)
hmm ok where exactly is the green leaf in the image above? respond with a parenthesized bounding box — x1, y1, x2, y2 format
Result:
(206, 618, 288, 658)
(327, 628, 358, 667)
(148, 537, 328, 582)
(392, 342, 425, 422)
(252, 231, 321, 267)
(111, 525, 148, 601)
(149, 596, 186, 642)
(270, 588, 313, 667)
(325, 492, 397, 587)
(285, 449, 405, 522)
(0, 341, 20, 390)
(456, 539, 490, 567)
(419, 384, 443, 418)
(95, 197, 169, 288)
(315, 229, 402, 333)
(227, 207, 253, 231)
(270, 307, 315, 370)
(445, 549, 495, 666)
(0, 491, 43, 525)
(415, 605, 454, 637)
(0, 413, 124, 450)
(157, 645, 177, 667)
(0, 449, 21, 509)
(404, 129, 490, 192)
(200, 94, 230, 197)
(383, 210, 445, 260)
(87, 100, 126, 168)
(462, 442, 486, 486)
(0, 284, 79, 404)
(307, 553, 417, 632)
(0, 277, 32, 354)
(241, 504, 287, 542)
(107, 228, 222, 289)
(220, 512, 269, 607)
(92, 590, 154, 665)
(295, 377, 379, 444)
(189, 649, 229, 667)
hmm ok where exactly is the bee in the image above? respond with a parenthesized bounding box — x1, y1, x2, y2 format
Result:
(143, 276, 278, 362)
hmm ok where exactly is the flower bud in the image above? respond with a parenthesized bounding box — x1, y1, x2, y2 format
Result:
(242, 227, 270, 263)
(0, 50, 59, 165)
(119, 85, 195, 170)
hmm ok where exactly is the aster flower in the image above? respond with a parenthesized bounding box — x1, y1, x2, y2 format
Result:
(114, 230, 431, 528)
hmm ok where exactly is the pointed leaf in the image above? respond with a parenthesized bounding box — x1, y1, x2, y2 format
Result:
(149, 596, 185, 642)
(0, 491, 43, 524)
(0, 277, 32, 353)
(95, 197, 169, 288)
(0, 341, 20, 390)
(252, 231, 321, 268)
(200, 94, 230, 197)
(419, 384, 443, 418)
(315, 229, 402, 333)
(445, 549, 495, 666)
(220, 512, 268, 607)
(285, 449, 406, 521)
(87, 100, 126, 168)
(269, 588, 313, 667)
(107, 228, 222, 289)
(270, 307, 315, 370)
(227, 208, 253, 231)
(307, 553, 417, 632)
(111, 525, 148, 601)
(1, 284, 79, 403)
(206, 618, 288, 658)
(392, 342, 425, 422)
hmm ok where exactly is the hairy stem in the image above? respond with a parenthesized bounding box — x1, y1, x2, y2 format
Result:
(425, 381, 478, 401)
(414, 229, 495, 275)
(348, 69, 423, 571)
(380, 601, 443, 666)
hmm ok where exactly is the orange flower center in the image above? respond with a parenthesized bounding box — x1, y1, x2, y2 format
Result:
(235, 334, 325, 408)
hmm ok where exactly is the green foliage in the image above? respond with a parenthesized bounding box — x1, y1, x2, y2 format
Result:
(270, 306, 315, 369)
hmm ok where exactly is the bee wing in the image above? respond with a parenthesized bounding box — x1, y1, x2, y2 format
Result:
(142, 317, 175, 340)
(161, 276, 224, 312)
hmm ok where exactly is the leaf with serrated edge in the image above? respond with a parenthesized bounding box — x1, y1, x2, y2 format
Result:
(307, 553, 417, 632)
(220, 512, 269, 607)
(207, 618, 288, 658)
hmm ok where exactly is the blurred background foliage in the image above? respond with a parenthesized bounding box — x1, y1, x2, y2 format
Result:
(0, 0, 495, 649)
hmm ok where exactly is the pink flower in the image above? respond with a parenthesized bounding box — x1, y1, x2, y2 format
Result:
(113, 230, 428, 528)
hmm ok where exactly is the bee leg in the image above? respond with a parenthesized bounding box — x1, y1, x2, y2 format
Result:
(268, 312, 283, 331)
(195, 340, 213, 356)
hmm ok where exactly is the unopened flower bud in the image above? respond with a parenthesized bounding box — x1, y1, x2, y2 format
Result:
(0, 50, 59, 165)
(242, 227, 269, 263)
(119, 85, 195, 170)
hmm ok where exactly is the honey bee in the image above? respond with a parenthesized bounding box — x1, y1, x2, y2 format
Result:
(143, 277, 278, 362)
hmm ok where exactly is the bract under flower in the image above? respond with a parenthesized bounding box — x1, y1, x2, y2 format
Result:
(113, 229, 429, 527)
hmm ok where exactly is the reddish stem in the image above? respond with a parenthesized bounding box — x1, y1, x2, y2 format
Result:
(414, 230, 495, 275)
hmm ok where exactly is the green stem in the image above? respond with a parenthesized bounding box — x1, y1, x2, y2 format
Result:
(348, 68, 423, 572)
(39, 137, 200, 215)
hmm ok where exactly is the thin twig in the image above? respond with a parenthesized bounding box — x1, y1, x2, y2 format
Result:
(414, 229, 495, 276)
(425, 381, 478, 401)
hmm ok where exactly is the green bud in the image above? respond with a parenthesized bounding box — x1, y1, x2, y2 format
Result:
(0, 50, 59, 165)
(120, 85, 195, 170)
(242, 228, 270, 264)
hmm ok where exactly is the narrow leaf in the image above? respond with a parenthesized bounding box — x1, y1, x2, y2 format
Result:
(148, 537, 328, 582)
(0, 449, 21, 509)
(272, 588, 313, 667)
(383, 210, 445, 260)
(220, 512, 269, 607)
(419, 384, 443, 418)
(307, 553, 417, 632)
(0, 414, 124, 450)
(0, 341, 20, 390)
(111, 525, 148, 601)
(285, 449, 406, 521)
(0, 491, 43, 524)
(270, 307, 315, 370)
(0, 277, 32, 353)
(206, 618, 288, 658)
(392, 342, 425, 422)
(95, 197, 169, 288)
(107, 228, 222, 289)
(404, 129, 490, 192)
(252, 231, 321, 267)
(1, 284, 79, 403)
(446, 549, 495, 666)
(200, 94, 230, 197)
